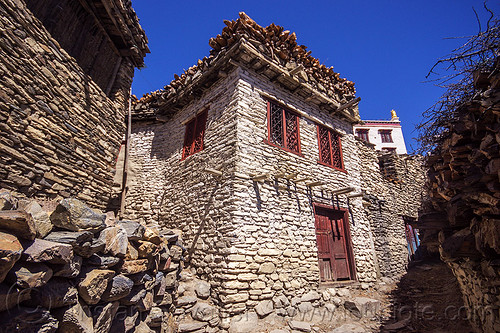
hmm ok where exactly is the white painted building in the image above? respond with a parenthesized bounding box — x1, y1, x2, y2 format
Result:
(353, 111, 408, 154)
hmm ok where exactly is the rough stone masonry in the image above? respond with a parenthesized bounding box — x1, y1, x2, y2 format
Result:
(126, 13, 426, 330)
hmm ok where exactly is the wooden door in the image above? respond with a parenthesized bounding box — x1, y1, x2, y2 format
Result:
(314, 207, 353, 282)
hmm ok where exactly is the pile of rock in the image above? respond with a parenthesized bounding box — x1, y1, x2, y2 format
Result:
(419, 58, 500, 331)
(0, 190, 183, 333)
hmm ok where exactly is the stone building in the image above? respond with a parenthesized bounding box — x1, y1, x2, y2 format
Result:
(126, 13, 425, 326)
(0, 0, 149, 209)
(353, 110, 408, 154)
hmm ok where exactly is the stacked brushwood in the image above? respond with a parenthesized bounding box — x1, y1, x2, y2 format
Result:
(420, 58, 500, 332)
(0, 189, 183, 333)
(135, 12, 355, 109)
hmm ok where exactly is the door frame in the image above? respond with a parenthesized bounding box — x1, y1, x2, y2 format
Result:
(312, 203, 357, 282)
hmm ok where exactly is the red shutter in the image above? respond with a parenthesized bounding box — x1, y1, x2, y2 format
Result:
(182, 119, 196, 160)
(193, 110, 207, 154)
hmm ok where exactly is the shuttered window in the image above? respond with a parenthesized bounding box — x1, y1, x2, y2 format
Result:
(182, 110, 208, 160)
(267, 101, 301, 154)
(317, 125, 344, 170)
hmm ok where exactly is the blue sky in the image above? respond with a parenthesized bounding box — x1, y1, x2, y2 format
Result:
(131, 1, 499, 152)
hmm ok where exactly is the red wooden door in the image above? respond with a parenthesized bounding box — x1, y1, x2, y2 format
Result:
(314, 207, 352, 281)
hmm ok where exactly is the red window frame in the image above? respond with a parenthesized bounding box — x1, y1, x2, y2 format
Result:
(317, 125, 345, 172)
(181, 109, 208, 160)
(379, 129, 393, 143)
(356, 129, 369, 142)
(266, 101, 301, 155)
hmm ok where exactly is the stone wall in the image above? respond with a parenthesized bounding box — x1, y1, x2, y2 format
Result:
(126, 69, 242, 327)
(357, 141, 426, 278)
(0, 0, 137, 209)
(126, 66, 425, 330)
(420, 59, 500, 333)
(0, 189, 183, 332)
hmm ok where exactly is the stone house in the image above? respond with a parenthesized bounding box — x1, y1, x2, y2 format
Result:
(126, 13, 425, 323)
(0, 0, 148, 209)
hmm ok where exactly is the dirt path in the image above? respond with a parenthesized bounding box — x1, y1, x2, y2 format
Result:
(379, 258, 474, 333)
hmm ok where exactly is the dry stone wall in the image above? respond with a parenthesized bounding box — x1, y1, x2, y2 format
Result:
(0, 188, 184, 333)
(356, 141, 426, 278)
(420, 60, 500, 333)
(0, 0, 132, 208)
(126, 70, 242, 326)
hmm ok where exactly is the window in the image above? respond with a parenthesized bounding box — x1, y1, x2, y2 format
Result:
(267, 101, 300, 154)
(382, 147, 397, 153)
(379, 130, 393, 143)
(317, 125, 344, 170)
(182, 109, 208, 160)
(356, 129, 369, 142)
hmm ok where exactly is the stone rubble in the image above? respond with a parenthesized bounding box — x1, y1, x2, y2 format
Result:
(0, 190, 185, 332)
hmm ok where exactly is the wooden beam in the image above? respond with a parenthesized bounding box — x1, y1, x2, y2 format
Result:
(333, 97, 361, 114)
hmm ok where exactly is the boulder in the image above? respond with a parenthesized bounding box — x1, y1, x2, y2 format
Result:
(102, 274, 134, 302)
(143, 225, 162, 245)
(0, 307, 58, 333)
(22, 238, 74, 264)
(6, 262, 53, 288)
(0, 283, 31, 312)
(98, 226, 128, 257)
(136, 290, 154, 312)
(129, 271, 153, 286)
(300, 290, 321, 303)
(125, 243, 139, 260)
(93, 301, 119, 333)
(120, 286, 147, 305)
(21, 201, 53, 238)
(273, 295, 290, 309)
(288, 320, 312, 332)
(0, 190, 16, 210)
(56, 299, 93, 332)
(104, 211, 116, 227)
(0, 231, 23, 283)
(50, 198, 106, 233)
(177, 295, 197, 307)
(137, 240, 158, 258)
(344, 297, 381, 319)
(119, 259, 149, 275)
(85, 254, 121, 269)
(258, 262, 276, 274)
(78, 269, 115, 305)
(0, 210, 36, 240)
(255, 299, 274, 317)
(169, 245, 183, 261)
(116, 220, 145, 240)
(178, 321, 207, 333)
(194, 280, 210, 299)
(29, 278, 78, 309)
(44, 230, 93, 247)
(74, 238, 105, 258)
(191, 302, 217, 322)
(147, 306, 163, 327)
(53, 255, 82, 278)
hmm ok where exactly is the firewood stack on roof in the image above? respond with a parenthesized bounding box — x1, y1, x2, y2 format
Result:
(133, 12, 359, 122)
